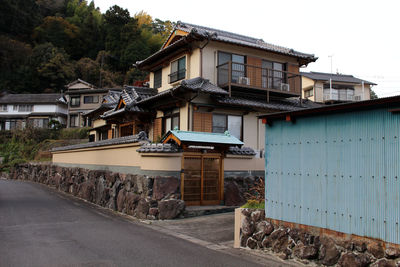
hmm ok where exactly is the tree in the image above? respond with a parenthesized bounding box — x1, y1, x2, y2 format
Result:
(0, 36, 34, 93)
(135, 11, 153, 27)
(33, 16, 81, 59)
(32, 43, 76, 91)
(370, 89, 378, 99)
(76, 57, 100, 86)
(0, 0, 42, 41)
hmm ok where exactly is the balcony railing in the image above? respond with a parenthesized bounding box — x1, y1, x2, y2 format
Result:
(323, 89, 361, 102)
(216, 61, 301, 96)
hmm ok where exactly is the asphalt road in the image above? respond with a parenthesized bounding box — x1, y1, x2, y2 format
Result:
(0, 179, 270, 267)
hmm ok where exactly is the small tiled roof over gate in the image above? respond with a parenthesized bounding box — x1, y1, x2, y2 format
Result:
(162, 130, 244, 146)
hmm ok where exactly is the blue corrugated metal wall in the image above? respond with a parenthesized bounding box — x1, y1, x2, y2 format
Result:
(265, 107, 400, 244)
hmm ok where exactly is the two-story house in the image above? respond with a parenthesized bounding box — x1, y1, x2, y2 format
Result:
(83, 89, 122, 142)
(0, 93, 67, 130)
(61, 22, 322, 206)
(301, 71, 376, 103)
(100, 22, 319, 144)
(134, 22, 318, 145)
(65, 79, 122, 128)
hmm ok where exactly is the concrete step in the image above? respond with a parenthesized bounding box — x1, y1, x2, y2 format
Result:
(184, 205, 237, 218)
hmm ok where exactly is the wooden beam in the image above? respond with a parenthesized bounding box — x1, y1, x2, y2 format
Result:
(162, 134, 181, 145)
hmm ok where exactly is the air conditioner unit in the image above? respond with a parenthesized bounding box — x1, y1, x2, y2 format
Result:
(280, 83, 290, 91)
(238, 76, 250, 85)
(354, 95, 362, 101)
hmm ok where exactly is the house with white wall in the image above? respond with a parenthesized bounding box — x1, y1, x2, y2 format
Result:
(0, 93, 67, 130)
(301, 71, 376, 103)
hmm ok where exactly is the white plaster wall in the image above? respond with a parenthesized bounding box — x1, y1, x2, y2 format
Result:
(243, 113, 265, 151)
(34, 104, 57, 113)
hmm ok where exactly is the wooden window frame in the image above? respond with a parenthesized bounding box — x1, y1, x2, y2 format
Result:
(69, 114, 79, 127)
(169, 56, 186, 83)
(154, 68, 162, 89)
(0, 104, 7, 112)
(83, 95, 99, 104)
(304, 88, 314, 98)
(212, 113, 243, 141)
(163, 113, 180, 134)
(70, 96, 80, 107)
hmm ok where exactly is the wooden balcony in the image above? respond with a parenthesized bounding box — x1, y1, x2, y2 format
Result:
(216, 61, 302, 98)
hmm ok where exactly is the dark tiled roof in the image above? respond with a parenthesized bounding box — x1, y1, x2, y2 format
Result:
(301, 72, 376, 85)
(227, 146, 256, 155)
(124, 86, 158, 102)
(180, 77, 228, 95)
(101, 87, 157, 118)
(51, 132, 149, 152)
(174, 22, 316, 60)
(216, 96, 322, 111)
(137, 22, 317, 68)
(0, 93, 66, 104)
(137, 143, 181, 153)
(137, 77, 228, 105)
(102, 90, 122, 108)
(83, 90, 122, 117)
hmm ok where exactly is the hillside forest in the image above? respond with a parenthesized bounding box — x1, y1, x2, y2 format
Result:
(0, 0, 174, 93)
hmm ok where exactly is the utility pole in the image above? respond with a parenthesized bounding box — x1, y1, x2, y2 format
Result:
(99, 53, 104, 88)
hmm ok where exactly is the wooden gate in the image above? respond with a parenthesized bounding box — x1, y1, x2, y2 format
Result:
(181, 153, 223, 206)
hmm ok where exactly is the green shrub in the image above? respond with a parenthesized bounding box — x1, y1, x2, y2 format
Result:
(241, 200, 265, 209)
(59, 127, 90, 140)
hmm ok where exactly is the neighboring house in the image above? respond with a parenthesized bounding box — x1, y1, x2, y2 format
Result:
(83, 90, 122, 142)
(65, 79, 122, 128)
(301, 71, 376, 103)
(0, 93, 67, 130)
(260, 95, 400, 245)
(80, 21, 322, 206)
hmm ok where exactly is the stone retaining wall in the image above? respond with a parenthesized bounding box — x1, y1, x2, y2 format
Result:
(8, 163, 185, 220)
(237, 208, 400, 267)
(224, 176, 261, 206)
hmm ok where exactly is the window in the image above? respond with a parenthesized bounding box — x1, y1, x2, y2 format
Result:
(217, 52, 245, 84)
(169, 56, 186, 83)
(17, 105, 33, 112)
(261, 60, 287, 89)
(212, 114, 242, 140)
(304, 89, 314, 98)
(84, 95, 99, 104)
(100, 130, 108, 140)
(85, 117, 92, 127)
(0, 105, 7, 112)
(32, 118, 49, 128)
(163, 113, 179, 134)
(70, 115, 79, 127)
(70, 96, 80, 107)
(154, 69, 162, 89)
(9, 120, 17, 130)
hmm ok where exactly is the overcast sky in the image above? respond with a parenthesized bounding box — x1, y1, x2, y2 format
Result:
(95, 0, 400, 97)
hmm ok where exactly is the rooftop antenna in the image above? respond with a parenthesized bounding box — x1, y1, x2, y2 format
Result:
(328, 54, 334, 74)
